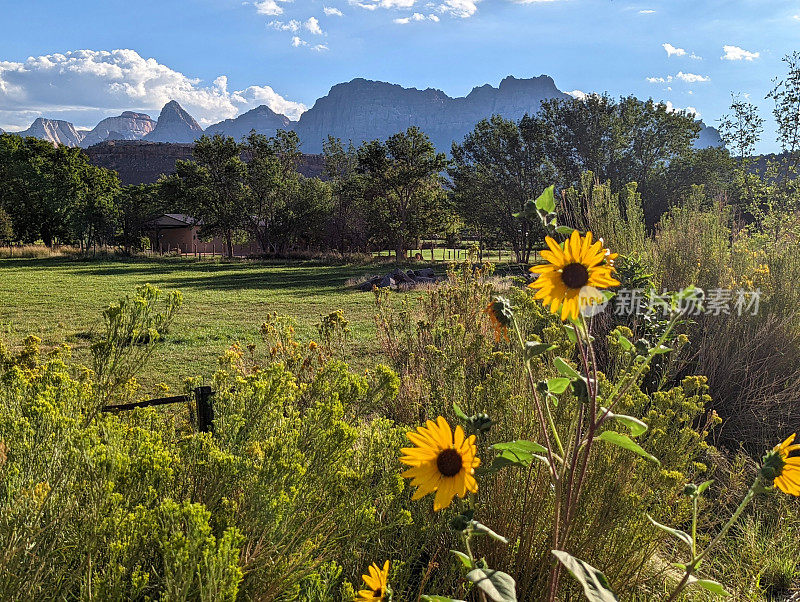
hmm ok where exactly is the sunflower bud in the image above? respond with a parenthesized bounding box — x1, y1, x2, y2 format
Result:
(682, 483, 698, 498)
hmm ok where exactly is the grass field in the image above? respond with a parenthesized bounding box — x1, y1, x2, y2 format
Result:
(0, 255, 398, 393)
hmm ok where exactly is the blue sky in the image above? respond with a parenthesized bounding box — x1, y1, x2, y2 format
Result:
(0, 0, 796, 151)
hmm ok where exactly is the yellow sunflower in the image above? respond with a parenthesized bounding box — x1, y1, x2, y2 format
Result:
(484, 296, 513, 342)
(772, 433, 800, 496)
(400, 416, 480, 511)
(356, 560, 390, 601)
(528, 230, 620, 321)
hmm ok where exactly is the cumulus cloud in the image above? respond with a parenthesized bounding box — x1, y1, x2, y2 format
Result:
(438, 0, 480, 17)
(676, 71, 710, 83)
(290, 37, 328, 51)
(324, 6, 344, 15)
(394, 12, 439, 23)
(663, 101, 700, 118)
(305, 16, 324, 34)
(566, 89, 587, 99)
(269, 19, 301, 31)
(254, 0, 292, 16)
(662, 43, 701, 59)
(353, 0, 416, 9)
(0, 49, 307, 130)
(721, 45, 759, 61)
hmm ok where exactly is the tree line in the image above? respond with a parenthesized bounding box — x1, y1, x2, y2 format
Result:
(6, 85, 795, 260)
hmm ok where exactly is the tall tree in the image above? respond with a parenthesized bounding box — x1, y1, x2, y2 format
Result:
(323, 136, 367, 252)
(244, 130, 302, 253)
(116, 184, 163, 254)
(160, 134, 249, 257)
(450, 114, 553, 263)
(357, 127, 449, 259)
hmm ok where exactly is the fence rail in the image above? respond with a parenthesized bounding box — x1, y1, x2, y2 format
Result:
(102, 385, 215, 433)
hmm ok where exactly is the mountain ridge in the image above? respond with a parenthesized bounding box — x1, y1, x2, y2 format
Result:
(4, 75, 724, 151)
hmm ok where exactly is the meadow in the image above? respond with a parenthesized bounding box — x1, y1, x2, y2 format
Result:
(0, 255, 387, 391)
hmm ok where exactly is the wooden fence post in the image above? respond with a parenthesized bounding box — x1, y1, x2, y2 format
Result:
(195, 386, 214, 433)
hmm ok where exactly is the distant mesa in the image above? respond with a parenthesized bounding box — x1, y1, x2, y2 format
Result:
(5, 75, 725, 153)
(80, 111, 156, 147)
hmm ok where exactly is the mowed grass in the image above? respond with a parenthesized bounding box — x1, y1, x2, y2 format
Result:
(0, 255, 390, 393)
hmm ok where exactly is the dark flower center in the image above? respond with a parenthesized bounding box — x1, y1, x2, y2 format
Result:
(437, 448, 463, 477)
(374, 588, 383, 597)
(561, 262, 589, 289)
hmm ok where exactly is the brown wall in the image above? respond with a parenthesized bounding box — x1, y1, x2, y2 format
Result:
(148, 226, 260, 256)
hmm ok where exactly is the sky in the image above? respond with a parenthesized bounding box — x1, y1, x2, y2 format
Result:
(0, 0, 796, 152)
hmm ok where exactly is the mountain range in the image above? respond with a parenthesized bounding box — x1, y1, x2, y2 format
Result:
(6, 75, 723, 152)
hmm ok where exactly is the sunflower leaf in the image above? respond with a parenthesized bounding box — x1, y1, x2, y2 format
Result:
(556, 226, 576, 236)
(647, 515, 693, 550)
(686, 576, 730, 597)
(453, 402, 470, 422)
(471, 521, 509, 544)
(596, 431, 660, 464)
(450, 550, 474, 569)
(465, 568, 517, 601)
(524, 341, 557, 358)
(697, 480, 714, 495)
(554, 357, 581, 379)
(551, 551, 618, 601)
(600, 408, 648, 437)
(534, 185, 556, 214)
(421, 596, 467, 602)
(547, 378, 571, 394)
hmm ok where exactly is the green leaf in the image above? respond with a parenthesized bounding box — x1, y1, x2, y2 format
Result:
(547, 378, 571, 394)
(647, 515, 693, 550)
(697, 480, 714, 495)
(554, 357, 581, 379)
(524, 341, 557, 358)
(555, 225, 575, 236)
(563, 323, 577, 343)
(421, 596, 466, 602)
(489, 440, 549, 471)
(551, 550, 618, 601)
(597, 431, 660, 464)
(453, 402, 469, 422)
(450, 550, 473, 569)
(616, 332, 634, 351)
(600, 408, 648, 437)
(472, 521, 509, 544)
(687, 576, 730, 597)
(534, 185, 556, 214)
(465, 568, 517, 601)
(649, 345, 673, 355)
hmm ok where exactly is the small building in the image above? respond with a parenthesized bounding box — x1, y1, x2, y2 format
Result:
(144, 214, 259, 256)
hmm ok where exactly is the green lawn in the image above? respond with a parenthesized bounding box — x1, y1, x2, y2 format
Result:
(0, 255, 390, 393)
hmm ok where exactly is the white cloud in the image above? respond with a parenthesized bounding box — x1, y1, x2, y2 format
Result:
(647, 76, 672, 84)
(305, 16, 324, 34)
(291, 36, 306, 47)
(663, 101, 700, 118)
(269, 19, 301, 31)
(438, 0, 480, 17)
(721, 45, 759, 61)
(0, 49, 307, 130)
(324, 6, 344, 15)
(662, 43, 701, 60)
(311, 44, 329, 52)
(566, 89, 587, 99)
(793, 14, 800, 21)
(254, 0, 291, 16)
(354, 0, 416, 9)
(639, 9, 655, 14)
(394, 11, 438, 22)
(676, 71, 709, 83)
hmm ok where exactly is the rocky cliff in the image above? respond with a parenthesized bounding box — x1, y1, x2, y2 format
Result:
(18, 118, 85, 147)
(80, 111, 156, 147)
(205, 105, 293, 140)
(144, 101, 203, 143)
(293, 75, 570, 153)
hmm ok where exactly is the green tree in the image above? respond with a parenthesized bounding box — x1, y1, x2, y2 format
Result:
(323, 136, 367, 253)
(357, 127, 449, 259)
(116, 184, 163, 254)
(450, 114, 553, 263)
(767, 51, 800, 179)
(0, 206, 13, 246)
(160, 134, 249, 257)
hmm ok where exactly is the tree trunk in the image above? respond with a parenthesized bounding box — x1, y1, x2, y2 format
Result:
(225, 231, 234, 258)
